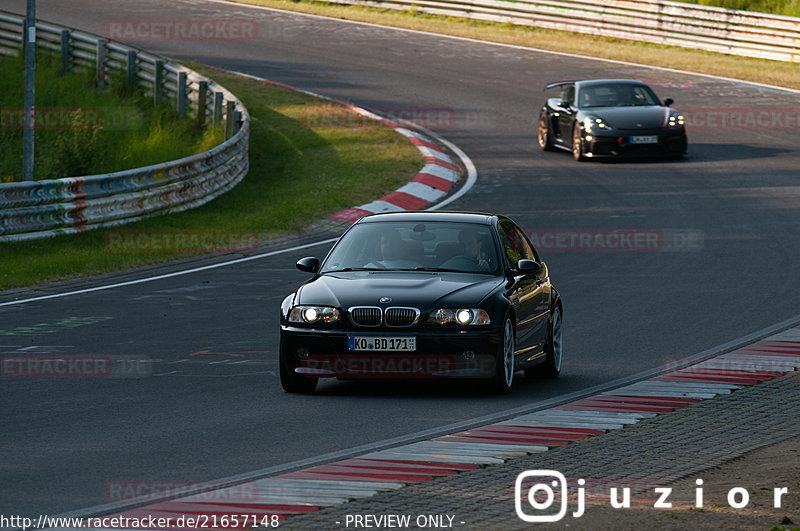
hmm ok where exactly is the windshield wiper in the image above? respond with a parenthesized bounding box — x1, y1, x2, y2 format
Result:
(336, 267, 385, 272)
(408, 267, 466, 273)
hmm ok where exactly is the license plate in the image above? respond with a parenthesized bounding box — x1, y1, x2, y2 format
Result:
(630, 135, 658, 144)
(348, 336, 416, 351)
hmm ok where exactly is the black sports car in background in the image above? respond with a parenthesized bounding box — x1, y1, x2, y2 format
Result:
(538, 79, 688, 161)
(279, 211, 563, 394)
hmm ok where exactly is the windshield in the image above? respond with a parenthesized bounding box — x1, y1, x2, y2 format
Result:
(578, 83, 660, 108)
(321, 221, 500, 275)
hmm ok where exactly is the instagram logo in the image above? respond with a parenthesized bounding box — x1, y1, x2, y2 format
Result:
(515, 470, 572, 522)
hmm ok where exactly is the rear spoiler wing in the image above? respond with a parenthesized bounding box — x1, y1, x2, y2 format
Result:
(544, 81, 575, 91)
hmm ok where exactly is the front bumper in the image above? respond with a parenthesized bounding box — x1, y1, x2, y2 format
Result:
(582, 130, 687, 158)
(280, 326, 501, 379)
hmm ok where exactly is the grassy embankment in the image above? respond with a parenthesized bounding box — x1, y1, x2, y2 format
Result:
(0, 53, 222, 182)
(0, 57, 422, 290)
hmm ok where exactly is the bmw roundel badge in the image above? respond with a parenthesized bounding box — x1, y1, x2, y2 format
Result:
(379, 297, 392, 304)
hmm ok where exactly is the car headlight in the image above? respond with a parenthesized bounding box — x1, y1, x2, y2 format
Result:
(665, 112, 685, 129)
(583, 115, 612, 132)
(289, 305, 341, 324)
(428, 308, 491, 326)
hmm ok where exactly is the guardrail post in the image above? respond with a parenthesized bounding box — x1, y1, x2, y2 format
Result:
(233, 111, 242, 134)
(60, 30, 71, 75)
(96, 39, 107, 87)
(177, 72, 187, 119)
(197, 81, 208, 127)
(126, 50, 137, 93)
(154, 60, 164, 106)
(225, 100, 234, 139)
(213, 92, 224, 124)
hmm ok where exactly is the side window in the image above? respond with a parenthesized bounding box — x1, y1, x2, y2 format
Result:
(499, 221, 535, 269)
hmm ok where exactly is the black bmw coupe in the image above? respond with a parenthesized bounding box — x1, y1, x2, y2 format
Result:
(538, 79, 687, 161)
(279, 211, 563, 394)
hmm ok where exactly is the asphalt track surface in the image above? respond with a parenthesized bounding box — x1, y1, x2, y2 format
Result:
(2, 0, 800, 519)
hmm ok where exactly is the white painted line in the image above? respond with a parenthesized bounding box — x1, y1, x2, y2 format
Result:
(402, 441, 534, 455)
(616, 384, 732, 395)
(604, 390, 717, 399)
(358, 450, 495, 463)
(638, 380, 741, 389)
(224, 485, 376, 497)
(0, 237, 338, 307)
(182, 493, 342, 505)
(541, 409, 656, 418)
(424, 440, 548, 453)
(517, 414, 643, 424)
(253, 478, 399, 491)
(513, 418, 632, 429)
(501, 419, 623, 430)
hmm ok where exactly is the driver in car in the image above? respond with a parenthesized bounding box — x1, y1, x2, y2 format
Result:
(442, 230, 490, 272)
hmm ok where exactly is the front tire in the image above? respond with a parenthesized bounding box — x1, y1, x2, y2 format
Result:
(572, 123, 586, 162)
(488, 317, 515, 394)
(279, 336, 317, 394)
(525, 305, 562, 379)
(538, 113, 555, 151)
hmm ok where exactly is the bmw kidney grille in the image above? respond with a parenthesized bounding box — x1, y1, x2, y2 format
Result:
(349, 307, 419, 327)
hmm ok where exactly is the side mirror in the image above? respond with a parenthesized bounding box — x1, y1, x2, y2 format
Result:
(664, 97, 674, 107)
(296, 256, 320, 273)
(558, 99, 572, 110)
(516, 259, 543, 275)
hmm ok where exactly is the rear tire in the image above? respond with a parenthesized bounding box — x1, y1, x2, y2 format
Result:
(538, 113, 555, 151)
(279, 337, 318, 394)
(488, 318, 515, 394)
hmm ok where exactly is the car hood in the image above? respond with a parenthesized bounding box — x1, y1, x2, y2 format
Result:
(296, 271, 505, 310)
(583, 106, 669, 130)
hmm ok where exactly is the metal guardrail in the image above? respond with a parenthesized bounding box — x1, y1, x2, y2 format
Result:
(324, 0, 800, 62)
(0, 11, 249, 242)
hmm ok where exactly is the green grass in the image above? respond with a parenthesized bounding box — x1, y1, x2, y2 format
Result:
(0, 63, 422, 290)
(673, 0, 800, 17)
(0, 53, 221, 181)
(225, 0, 800, 91)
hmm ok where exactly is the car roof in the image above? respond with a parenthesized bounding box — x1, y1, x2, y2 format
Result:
(357, 210, 497, 225)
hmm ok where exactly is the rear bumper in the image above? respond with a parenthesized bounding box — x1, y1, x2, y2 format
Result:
(280, 326, 501, 379)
